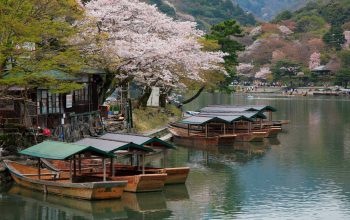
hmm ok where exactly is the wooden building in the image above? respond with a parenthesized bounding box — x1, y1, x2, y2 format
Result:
(0, 69, 105, 141)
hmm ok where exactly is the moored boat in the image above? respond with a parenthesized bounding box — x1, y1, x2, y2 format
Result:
(40, 138, 168, 193)
(4, 141, 128, 200)
(98, 133, 190, 185)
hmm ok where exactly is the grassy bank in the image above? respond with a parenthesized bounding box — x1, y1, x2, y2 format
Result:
(132, 105, 182, 133)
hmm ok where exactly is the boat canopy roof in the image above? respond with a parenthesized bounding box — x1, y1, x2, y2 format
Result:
(201, 105, 277, 113)
(74, 138, 154, 153)
(198, 111, 267, 120)
(20, 141, 114, 160)
(180, 114, 253, 125)
(99, 133, 175, 149)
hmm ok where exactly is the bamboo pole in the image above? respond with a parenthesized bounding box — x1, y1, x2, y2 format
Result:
(73, 155, 76, 177)
(224, 123, 226, 135)
(142, 154, 145, 174)
(110, 157, 114, 177)
(103, 158, 106, 182)
(78, 154, 81, 174)
(205, 124, 208, 138)
(187, 124, 190, 136)
(38, 158, 41, 180)
(69, 159, 72, 182)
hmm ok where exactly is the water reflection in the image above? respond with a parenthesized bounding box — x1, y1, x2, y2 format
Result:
(1, 184, 192, 220)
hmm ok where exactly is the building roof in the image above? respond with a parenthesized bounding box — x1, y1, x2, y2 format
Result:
(2, 70, 78, 81)
(180, 116, 226, 125)
(99, 133, 175, 149)
(74, 138, 154, 153)
(312, 65, 330, 72)
(201, 105, 277, 113)
(198, 112, 265, 120)
(20, 141, 113, 160)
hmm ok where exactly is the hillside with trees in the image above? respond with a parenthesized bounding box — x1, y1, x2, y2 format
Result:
(146, 0, 256, 30)
(235, 0, 350, 87)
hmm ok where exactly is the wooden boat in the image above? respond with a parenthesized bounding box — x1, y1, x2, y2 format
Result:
(169, 124, 265, 143)
(85, 135, 190, 185)
(140, 166, 190, 185)
(42, 159, 167, 193)
(4, 160, 127, 200)
(169, 126, 219, 147)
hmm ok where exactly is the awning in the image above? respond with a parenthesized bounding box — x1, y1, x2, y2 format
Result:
(74, 138, 154, 153)
(99, 133, 175, 149)
(201, 105, 277, 113)
(20, 141, 114, 160)
(180, 116, 227, 125)
(198, 111, 266, 120)
(196, 113, 254, 122)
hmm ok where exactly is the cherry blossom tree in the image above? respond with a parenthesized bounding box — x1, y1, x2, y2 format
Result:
(236, 63, 254, 76)
(255, 67, 271, 79)
(309, 52, 321, 70)
(76, 0, 226, 105)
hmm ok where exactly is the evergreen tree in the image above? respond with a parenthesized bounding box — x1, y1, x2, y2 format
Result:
(323, 26, 346, 51)
(206, 19, 244, 91)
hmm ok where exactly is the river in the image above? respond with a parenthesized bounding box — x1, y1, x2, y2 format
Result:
(1, 93, 350, 220)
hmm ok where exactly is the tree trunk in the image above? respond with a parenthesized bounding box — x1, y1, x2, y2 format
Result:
(98, 70, 117, 105)
(97, 69, 134, 105)
(137, 86, 152, 108)
(159, 93, 167, 108)
(181, 86, 205, 106)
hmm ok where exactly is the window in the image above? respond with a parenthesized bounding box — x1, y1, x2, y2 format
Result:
(38, 90, 61, 114)
(74, 86, 89, 103)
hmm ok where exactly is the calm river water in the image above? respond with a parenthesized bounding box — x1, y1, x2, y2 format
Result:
(1, 93, 350, 220)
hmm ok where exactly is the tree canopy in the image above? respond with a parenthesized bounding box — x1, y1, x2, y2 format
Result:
(0, 0, 84, 94)
(206, 19, 244, 91)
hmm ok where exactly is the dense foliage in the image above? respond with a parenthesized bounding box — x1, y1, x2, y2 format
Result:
(206, 20, 244, 91)
(0, 0, 84, 94)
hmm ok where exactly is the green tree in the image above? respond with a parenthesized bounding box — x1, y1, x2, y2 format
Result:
(335, 69, 350, 88)
(334, 50, 350, 88)
(0, 0, 84, 94)
(273, 10, 292, 23)
(206, 19, 244, 91)
(323, 26, 346, 51)
(295, 15, 326, 33)
(272, 60, 301, 86)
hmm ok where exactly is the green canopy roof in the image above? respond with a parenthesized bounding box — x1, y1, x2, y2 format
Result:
(201, 105, 277, 113)
(99, 133, 175, 149)
(20, 141, 114, 160)
(74, 138, 155, 153)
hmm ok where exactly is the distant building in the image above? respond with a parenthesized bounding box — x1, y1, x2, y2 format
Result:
(311, 66, 332, 76)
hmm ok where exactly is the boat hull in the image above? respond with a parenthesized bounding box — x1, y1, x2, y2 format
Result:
(110, 174, 167, 192)
(163, 167, 190, 184)
(5, 161, 127, 200)
(114, 165, 190, 185)
(45, 160, 167, 193)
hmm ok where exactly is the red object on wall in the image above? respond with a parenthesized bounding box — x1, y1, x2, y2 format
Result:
(43, 128, 51, 137)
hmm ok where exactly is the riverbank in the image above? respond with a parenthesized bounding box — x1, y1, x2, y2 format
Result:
(132, 105, 181, 133)
(235, 86, 350, 96)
